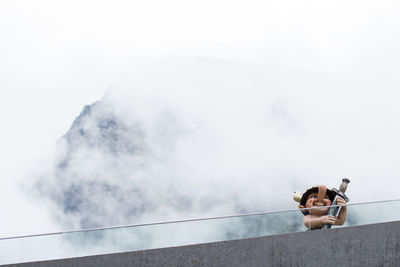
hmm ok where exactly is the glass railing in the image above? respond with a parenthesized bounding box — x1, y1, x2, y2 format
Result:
(1, 199, 400, 265)
(344, 199, 400, 227)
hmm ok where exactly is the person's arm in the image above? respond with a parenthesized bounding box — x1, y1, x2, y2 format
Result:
(334, 197, 347, 226)
(303, 214, 336, 229)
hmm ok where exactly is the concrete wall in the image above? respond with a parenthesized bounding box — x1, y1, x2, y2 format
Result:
(6, 221, 400, 267)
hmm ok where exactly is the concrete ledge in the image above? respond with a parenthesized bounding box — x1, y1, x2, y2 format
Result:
(6, 221, 400, 267)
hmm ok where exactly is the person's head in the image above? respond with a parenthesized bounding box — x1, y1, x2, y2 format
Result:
(298, 185, 335, 215)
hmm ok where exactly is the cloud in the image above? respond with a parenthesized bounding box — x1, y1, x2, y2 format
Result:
(1, 0, 400, 241)
(34, 55, 400, 234)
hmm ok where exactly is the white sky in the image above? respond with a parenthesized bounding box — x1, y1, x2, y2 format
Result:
(1, 0, 400, 237)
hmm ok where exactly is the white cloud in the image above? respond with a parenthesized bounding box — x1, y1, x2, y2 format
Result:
(1, 0, 400, 239)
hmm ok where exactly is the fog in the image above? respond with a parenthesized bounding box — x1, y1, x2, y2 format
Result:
(1, 0, 400, 240)
(35, 59, 400, 230)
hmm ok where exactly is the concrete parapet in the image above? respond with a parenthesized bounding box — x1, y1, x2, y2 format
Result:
(6, 221, 400, 267)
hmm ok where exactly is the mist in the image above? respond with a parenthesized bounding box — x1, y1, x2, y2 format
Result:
(1, 0, 400, 239)
(32, 58, 400, 231)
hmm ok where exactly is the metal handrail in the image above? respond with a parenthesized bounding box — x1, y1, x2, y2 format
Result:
(1, 198, 399, 240)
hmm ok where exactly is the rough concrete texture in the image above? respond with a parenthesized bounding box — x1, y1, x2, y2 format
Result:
(5, 221, 400, 267)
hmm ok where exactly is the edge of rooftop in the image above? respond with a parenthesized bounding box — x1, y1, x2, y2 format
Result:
(1, 198, 399, 240)
(5, 219, 400, 267)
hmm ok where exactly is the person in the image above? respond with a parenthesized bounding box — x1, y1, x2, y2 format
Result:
(298, 185, 347, 230)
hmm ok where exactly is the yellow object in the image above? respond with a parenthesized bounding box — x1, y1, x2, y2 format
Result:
(293, 191, 302, 202)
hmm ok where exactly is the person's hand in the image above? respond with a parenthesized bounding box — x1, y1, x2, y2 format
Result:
(336, 197, 347, 205)
(319, 215, 336, 225)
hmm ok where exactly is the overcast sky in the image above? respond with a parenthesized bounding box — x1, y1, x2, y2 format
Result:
(1, 0, 400, 238)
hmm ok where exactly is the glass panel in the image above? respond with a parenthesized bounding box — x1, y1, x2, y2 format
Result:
(344, 200, 400, 227)
(1, 200, 400, 265)
(0, 237, 21, 265)
(214, 211, 305, 242)
(20, 228, 120, 263)
(63, 228, 120, 258)
(118, 220, 216, 252)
